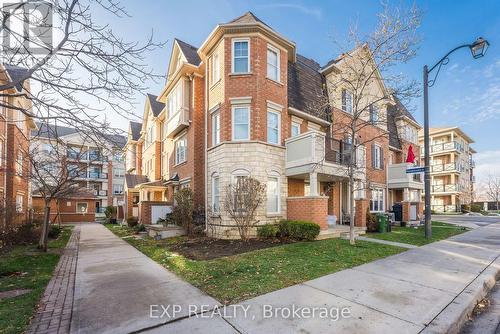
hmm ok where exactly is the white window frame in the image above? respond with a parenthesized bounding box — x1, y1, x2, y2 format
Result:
(266, 45, 280, 82)
(232, 106, 250, 141)
(370, 104, 379, 124)
(232, 38, 250, 74)
(211, 174, 220, 214)
(370, 188, 385, 213)
(113, 184, 124, 195)
(266, 175, 280, 214)
(342, 89, 353, 114)
(210, 52, 220, 85)
(267, 110, 280, 145)
(212, 110, 221, 146)
(16, 194, 23, 213)
(76, 202, 88, 214)
(175, 134, 187, 165)
(374, 144, 382, 169)
(356, 145, 366, 168)
(291, 122, 300, 137)
(113, 168, 124, 178)
(16, 151, 22, 176)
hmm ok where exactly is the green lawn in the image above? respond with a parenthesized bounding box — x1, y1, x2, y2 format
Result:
(105, 224, 404, 304)
(366, 221, 468, 246)
(0, 227, 72, 334)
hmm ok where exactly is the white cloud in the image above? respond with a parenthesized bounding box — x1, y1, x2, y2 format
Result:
(473, 150, 500, 200)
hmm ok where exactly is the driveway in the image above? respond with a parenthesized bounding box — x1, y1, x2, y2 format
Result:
(71, 224, 220, 334)
(433, 214, 500, 228)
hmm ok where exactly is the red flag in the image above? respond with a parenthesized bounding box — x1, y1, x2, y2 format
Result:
(406, 144, 415, 164)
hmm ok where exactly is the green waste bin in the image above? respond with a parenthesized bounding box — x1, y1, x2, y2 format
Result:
(377, 214, 388, 233)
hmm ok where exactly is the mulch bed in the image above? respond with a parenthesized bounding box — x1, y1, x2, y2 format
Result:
(169, 237, 288, 260)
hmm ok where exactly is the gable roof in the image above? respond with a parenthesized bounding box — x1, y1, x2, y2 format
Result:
(175, 39, 201, 66)
(392, 95, 418, 125)
(288, 54, 329, 121)
(146, 94, 165, 117)
(3, 63, 28, 91)
(228, 11, 265, 25)
(130, 121, 142, 141)
(125, 174, 149, 188)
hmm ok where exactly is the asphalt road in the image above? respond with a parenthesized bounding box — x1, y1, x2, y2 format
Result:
(433, 214, 500, 228)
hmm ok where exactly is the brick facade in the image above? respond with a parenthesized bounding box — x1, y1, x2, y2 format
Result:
(286, 196, 328, 230)
(32, 197, 96, 223)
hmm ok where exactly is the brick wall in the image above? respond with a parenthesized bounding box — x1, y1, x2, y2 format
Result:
(139, 201, 171, 225)
(32, 197, 96, 223)
(286, 196, 328, 230)
(355, 199, 368, 227)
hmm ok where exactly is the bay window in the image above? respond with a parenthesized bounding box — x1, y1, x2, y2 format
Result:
(267, 111, 280, 144)
(175, 135, 187, 164)
(212, 111, 220, 146)
(232, 39, 249, 73)
(370, 188, 384, 212)
(267, 176, 280, 214)
(232, 106, 249, 141)
(267, 46, 279, 81)
(212, 175, 220, 213)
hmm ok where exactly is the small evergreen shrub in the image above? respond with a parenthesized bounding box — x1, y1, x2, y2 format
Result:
(126, 216, 138, 228)
(134, 223, 146, 233)
(366, 208, 378, 232)
(278, 220, 320, 241)
(48, 225, 62, 239)
(257, 224, 279, 238)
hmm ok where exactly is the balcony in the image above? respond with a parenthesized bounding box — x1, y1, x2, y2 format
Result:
(165, 107, 189, 138)
(88, 171, 108, 179)
(469, 159, 476, 168)
(285, 131, 349, 178)
(430, 162, 459, 173)
(431, 184, 461, 193)
(431, 204, 459, 213)
(93, 189, 108, 196)
(387, 163, 424, 190)
(429, 141, 464, 154)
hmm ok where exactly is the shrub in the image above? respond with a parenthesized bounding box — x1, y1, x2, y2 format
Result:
(278, 220, 320, 241)
(257, 224, 278, 238)
(470, 204, 482, 213)
(48, 225, 62, 239)
(366, 208, 378, 232)
(126, 216, 138, 228)
(171, 188, 195, 236)
(134, 223, 146, 233)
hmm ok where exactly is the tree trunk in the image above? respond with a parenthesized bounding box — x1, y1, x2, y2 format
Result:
(38, 202, 51, 252)
(349, 171, 356, 245)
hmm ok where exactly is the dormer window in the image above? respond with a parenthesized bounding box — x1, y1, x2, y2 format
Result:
(342, 89, 353, 114)
(232, 39, 250, 74)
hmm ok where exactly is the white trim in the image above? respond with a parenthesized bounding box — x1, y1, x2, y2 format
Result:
(267, 109, 280, 145)
(232, 105, 250, 141)
(211, 173, 220, 213)
(212, 110, 221, 146)
(288, 107, 330, 126)
(231, 38, 250, 74)
(266, 100, 283, 112)
(266, 44, 280, 83)
(266, 173, 281, 214)
(230, 96, 252, 105)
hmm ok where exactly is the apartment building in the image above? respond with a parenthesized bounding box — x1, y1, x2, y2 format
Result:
(31, 123, 126, 223)
(0, 64, 36, 223)
(419, 127, 475, 213)
(124, 12, 422, 237)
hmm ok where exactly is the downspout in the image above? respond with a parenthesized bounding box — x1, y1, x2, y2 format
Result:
(204, 63, 208, 233)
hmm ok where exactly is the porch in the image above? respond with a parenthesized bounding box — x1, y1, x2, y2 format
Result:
(387, 163, 424, 223)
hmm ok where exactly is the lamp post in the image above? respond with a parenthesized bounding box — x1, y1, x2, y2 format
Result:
(423, 37, 489, 239)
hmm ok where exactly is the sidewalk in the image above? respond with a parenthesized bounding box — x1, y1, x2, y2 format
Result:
(70, 224, 219, 334)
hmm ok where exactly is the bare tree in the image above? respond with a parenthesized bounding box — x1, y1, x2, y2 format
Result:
(486, 175, 500, 211)
(223, 177, 266, 241)
(313, 4, 421, 245)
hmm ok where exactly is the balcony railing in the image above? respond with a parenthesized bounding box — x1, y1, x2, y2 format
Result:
(285, 131, 350, 177)
(165, 107, 189, 138)
(430, 162, 459, 173)
(431, 184, 461, 193)
(93, 189, 107, 196)
(387, 163, 424, 189)
(430, 141, 464, 154)
(88, 172, 107, 179)
(431, 204, 459, 212)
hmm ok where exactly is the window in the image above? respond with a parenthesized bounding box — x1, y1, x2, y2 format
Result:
(291, 122, 300, 137)
(76, 202, 88, 213)
(113, 184, 124, 195)
(231, 169, 250, 212)
(267, 176, 280, 213)
(166, 82, 183, 118)
(267, 111, 280, 144)
(354, 181, 365, 199)
(370, 188, 384, 212)
(369, 104, 379, 124)
(210, 52, 220, 85)
(373, 144, 383, 169)
(212, 111, 220, 146)
(212, 175, 220, 213)
(232, 106, 250, 140)
(342, 89, 353, 114)
(232, 39, 249, 73)
(16, 194, 23, 213)
(0, 140, 3, 166)
(113, 168, 124, 178)
(356, 145, 366, 168)
(16, 151, 22, 176)
(175, 135, 187, 164)
(267, 46, 279, 81)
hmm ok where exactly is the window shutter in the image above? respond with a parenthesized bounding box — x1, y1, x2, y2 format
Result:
(380, 148, 384, 170)
(371, 143, 375, 168)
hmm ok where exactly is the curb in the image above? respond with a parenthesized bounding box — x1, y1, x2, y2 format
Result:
(421, 254, 500, 334)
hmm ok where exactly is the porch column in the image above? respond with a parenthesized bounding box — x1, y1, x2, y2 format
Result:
(403, 187, 410, 202)
(310, 172, 318, 196)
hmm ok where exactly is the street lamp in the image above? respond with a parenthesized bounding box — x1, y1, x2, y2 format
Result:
(423, 37, 490, 239)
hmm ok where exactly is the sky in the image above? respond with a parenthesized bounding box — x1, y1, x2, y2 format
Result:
(100, 0, 500, 194)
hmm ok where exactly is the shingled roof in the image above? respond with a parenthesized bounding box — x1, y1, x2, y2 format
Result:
(147, 94, 165, 117)
(125, 174, 149, 188)
(130, 121, 142, 141)
(392, 95, 418, 124)
(175, 39, 201, 66)
(287, 54, 329, 121)
(3, 63, 28, 91)
(387, 106, 402, 149)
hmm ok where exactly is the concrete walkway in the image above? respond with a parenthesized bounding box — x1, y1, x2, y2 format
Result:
(70, 224, 220, 334)
(151, 223, 500, 333)
(357, 236, 418, 248)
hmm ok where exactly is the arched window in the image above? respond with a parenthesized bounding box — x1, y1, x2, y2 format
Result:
(267, 171, 280, 214)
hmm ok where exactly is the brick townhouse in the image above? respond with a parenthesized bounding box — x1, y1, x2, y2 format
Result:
(0, 64, 36, 224)
(31, 123, 126, 223)
(123, 12, 423, 237)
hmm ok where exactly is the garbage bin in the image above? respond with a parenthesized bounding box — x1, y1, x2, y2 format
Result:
(377, 214, 388, 233)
